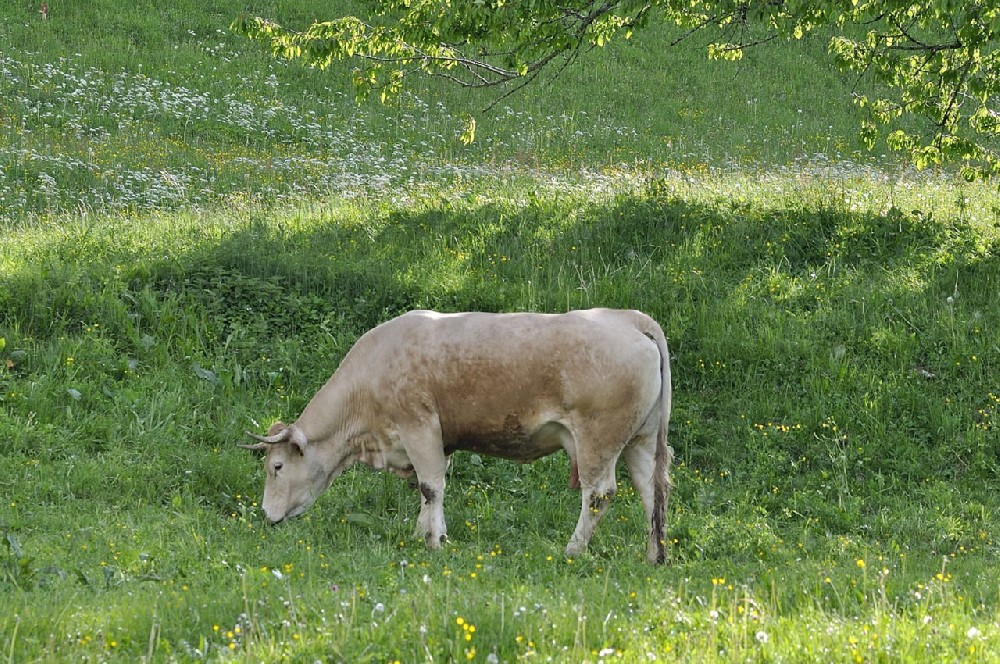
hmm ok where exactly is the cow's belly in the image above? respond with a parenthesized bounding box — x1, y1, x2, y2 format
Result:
(443, 420, 571, 463)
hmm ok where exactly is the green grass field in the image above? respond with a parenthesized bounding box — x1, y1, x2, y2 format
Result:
(3, 1, 1000, 662)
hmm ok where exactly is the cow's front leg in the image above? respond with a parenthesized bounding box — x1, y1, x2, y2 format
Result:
(415, 478, 447, 547)
(404, 425, 449, 549)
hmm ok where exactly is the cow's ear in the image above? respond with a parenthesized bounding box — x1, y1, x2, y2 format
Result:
(288, 425, 308, 455)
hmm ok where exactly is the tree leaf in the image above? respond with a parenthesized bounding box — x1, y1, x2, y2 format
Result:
(345, 512, 379, 529)
(6, 532, 22, 559)
(460, 115, 477, 145)
(193, 364, 219, 384)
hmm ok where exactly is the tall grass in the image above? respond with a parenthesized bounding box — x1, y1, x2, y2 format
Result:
(3, 1, 1000, 662)
(1, 0, 880, 225)
(4, 172, 1000, 661)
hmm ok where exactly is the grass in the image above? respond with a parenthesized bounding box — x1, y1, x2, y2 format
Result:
(0, 0, 879, 224)
(3, 1, 1000, 662)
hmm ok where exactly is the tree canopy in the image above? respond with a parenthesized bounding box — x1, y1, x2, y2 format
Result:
(234, 1, 1000, 178)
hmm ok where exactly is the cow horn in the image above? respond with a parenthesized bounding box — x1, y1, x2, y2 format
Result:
(239, 439, 271, 452)
(244, 429, 289, 444)
(239, 425, 287, 451)
(239, 424, 308, 454)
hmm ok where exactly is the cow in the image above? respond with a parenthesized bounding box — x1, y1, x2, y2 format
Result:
(242, 308, 673, 563)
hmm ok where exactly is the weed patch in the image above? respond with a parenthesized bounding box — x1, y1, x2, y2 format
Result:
(2, 1, 1000, 660)
(3, 172, 1000, 660)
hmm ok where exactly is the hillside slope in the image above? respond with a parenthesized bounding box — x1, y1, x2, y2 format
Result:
(1, 0, 876, 223)
(2, 2, 999, 662)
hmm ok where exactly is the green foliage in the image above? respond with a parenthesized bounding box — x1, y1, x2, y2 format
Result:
(235, 0, 1000, 178)
(829, 0, 1000, 180)
(4, 172, 1000, 661)
(3, 1, 1000, 662)
(232, 1, 707, 98)
(1, 531, 36, 590)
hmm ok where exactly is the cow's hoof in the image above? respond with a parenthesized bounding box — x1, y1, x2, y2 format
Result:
(425, 533, 448, 549)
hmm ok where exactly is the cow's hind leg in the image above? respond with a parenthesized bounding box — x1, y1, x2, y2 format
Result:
(565, 459, 619, 559)
(623, 432, 671, 563)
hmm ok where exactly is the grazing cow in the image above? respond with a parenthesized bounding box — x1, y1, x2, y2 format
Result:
(242, 308, 673, 563)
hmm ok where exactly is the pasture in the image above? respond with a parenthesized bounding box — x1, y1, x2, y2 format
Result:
(2, 0, 1000, 661)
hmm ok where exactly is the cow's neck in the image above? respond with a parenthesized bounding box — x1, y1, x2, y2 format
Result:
(298, 378, 383, 477)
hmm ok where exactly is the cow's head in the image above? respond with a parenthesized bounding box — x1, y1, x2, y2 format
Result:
(241, 422, 326, 524)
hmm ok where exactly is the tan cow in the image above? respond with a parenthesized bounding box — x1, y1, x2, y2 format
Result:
(242, 308, 673, 563)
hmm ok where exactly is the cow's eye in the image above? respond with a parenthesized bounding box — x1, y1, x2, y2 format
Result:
(273, 462, 283, 473)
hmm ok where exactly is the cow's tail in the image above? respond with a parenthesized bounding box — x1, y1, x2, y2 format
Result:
(641, 314, 673, 564)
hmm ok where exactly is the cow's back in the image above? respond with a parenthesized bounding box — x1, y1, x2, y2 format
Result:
(351, 309, 663, 459)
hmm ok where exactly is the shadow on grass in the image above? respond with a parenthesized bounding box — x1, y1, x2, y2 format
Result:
(1, 186, 998, 559)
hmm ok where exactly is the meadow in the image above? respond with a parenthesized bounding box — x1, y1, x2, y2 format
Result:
(2, 1, 1000, 662)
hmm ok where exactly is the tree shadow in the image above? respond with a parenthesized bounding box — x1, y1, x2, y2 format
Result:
(2, 186, 998, 547)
